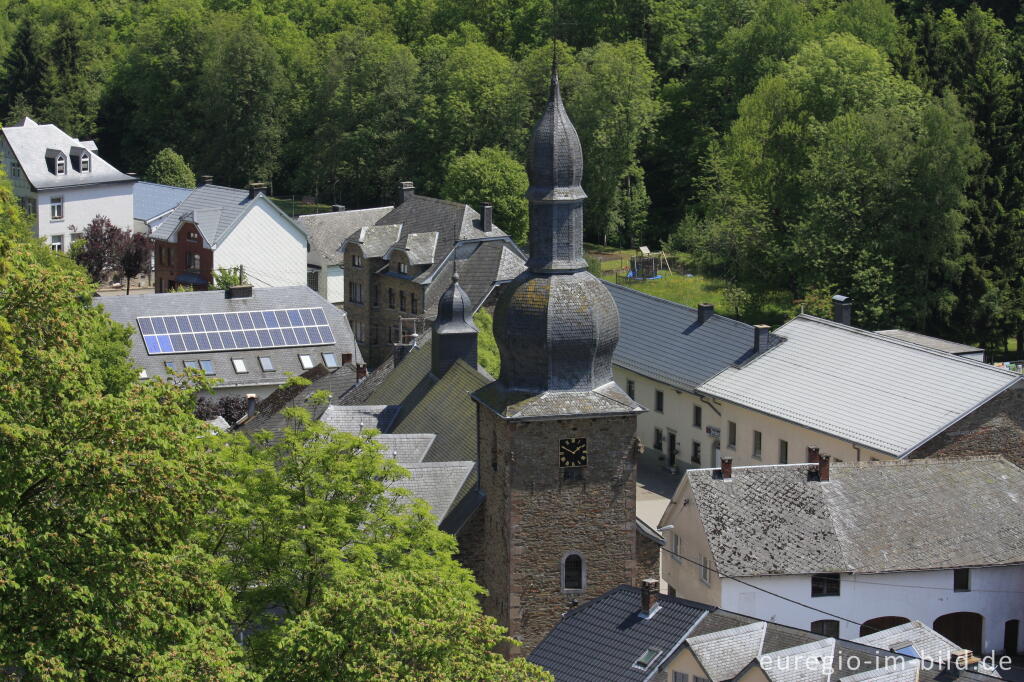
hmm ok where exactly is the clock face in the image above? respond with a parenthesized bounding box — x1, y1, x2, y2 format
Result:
(559, 437, 588, 468)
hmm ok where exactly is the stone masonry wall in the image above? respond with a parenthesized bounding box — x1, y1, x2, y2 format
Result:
(636, 530, 662, 585)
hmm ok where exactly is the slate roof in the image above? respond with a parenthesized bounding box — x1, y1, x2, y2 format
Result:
(474, 380, 643, 419)
(855, 621, 964, 662)
(96, 286, 362, 390)
(396, 461, 477, 520)
(527, 585, 710, 682)
(875, 329, 983, 357)
(687, 622, 767, 681)
(605, 282, 780, 391)
(151, 184, 299, 248)
(761, 639, 837, 682)
(344, 223, 403, 259)
(2, 118, 136, 190)
(377, 193, 508, 248)
(420, 239, 526, 314)
(297, 207, 392, 263)
(134, 181, 191, 224)
(318, 404, 401, 434)
(698, 315, 1021, 456)
(683, 457, 1024, 576)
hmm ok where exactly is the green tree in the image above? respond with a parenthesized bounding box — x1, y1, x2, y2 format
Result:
(0, 174, 246, 677)
(474, 309, 500, 376)
(442, 146, 528, 243)
(144, 147, 196, 188)
(212, 266, 248, 290)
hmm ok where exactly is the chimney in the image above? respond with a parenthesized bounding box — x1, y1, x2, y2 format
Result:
(356, 364, 367, 380)
(199, 175, 213, 187)
(397, 180, 415, 205)
(247, 182, 267, 200)
(331, 204, 345, 212)
(697, 303, 714, 324)
(753, 324, 770, 354)
(640, 578, 659, 617)
(481, 202, 494, 232)
(818, 455, 830, 482)
(832, 294, 852, 326)
(245, 393, 257, 418)
(807, 446, 820, 464)
(225, 284, 253, 299)
(720, 457, 733, 480)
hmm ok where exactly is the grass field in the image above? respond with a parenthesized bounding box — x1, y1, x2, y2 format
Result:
(585, 244, 793, 326)
(269, 196, 335, 218)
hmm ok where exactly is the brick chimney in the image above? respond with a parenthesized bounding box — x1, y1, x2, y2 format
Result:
(832, 294, 852, 325)
(754, 324, 770, 354)
(245, 393, 257, 418)
(247, 182, 267, 200)
(481, 202, 494, 232)
(397, 180, 415, 205)
(356, 364, 367, 380)
(199, 175, 213, 187)
(697, 303, 714, 324)
(807, 446, 820, 464)
(640, 578, 659, 617)
(720, 457, 733, 480)
(818, 455, 830, 482)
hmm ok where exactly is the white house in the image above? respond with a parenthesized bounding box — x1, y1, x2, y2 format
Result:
(659, 456, 1024, 655)
(151, 182, 308, 293)
(1, 117, 136, 252)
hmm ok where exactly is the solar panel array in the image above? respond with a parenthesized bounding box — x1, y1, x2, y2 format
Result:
(139, 307, 335, 355)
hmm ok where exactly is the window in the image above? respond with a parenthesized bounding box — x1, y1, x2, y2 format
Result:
(410, 293, 418, 314)
(753, 430, 762, 459)
(563, 468, 583, 481)
(811, 620, 840, 638)
(779, 439, 789, 464)
(653, 428, 663, 451)
(187, 253, 201, 270)
(671, 531, 681, 563)
(11, 161, 20, 177)
(138, 369, 148, 380)
(351, 253, 363, 267)
(55, 154, 65, 175)
(186, 230, 198, 243)
(691, 441, 701, 465)
(183, 360, 200, 371)
(626, 379, 635, 399)
(700, 556, 711, 584)
(322, 352, 338, 368)
(348, 282, 363, 304)
(307, 270, 320, 291)
(693, 405, 702, 428)
(342, 353, 352, 364)
(258, 356, 274, 372)
(562, 553, 584, 591)
(50, 196, 63, 220)
(398, 261, 409, 275)
(49, 235, 63, 252)
(388, 288, 395, 309)
(164, 361, 175, 371)
(200, 360, 215, 375)
(811, 573, 841, 597)
(399, 291, 406, 312)
(673, 672, 689, 682)
(298, 354, 315, 370)
(352, 321, 367, 343)
(655, 390, 664, 413)
(372, 285, 380, 307)
(79, 152, 89, 172)
(728, 421, 736, 449)
(953, 568, 970, 592)
(231, 358, 248, 374)
(632, 648, 662, 671)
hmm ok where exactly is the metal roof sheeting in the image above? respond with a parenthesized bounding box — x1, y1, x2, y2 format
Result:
(698, 315, 1020, 456)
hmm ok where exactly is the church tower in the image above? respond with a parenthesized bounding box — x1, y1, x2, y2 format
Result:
(471, 66, 644, 655)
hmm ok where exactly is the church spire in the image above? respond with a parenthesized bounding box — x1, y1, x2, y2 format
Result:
(525, 64, 586, 273)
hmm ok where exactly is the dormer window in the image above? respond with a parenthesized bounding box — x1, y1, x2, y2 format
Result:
(55, 154, 65, 175)
(45, 150, 67, 175)
(71, 149, 90, 172)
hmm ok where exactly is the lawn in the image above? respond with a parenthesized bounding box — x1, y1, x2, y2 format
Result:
(269, 196, 335, 218)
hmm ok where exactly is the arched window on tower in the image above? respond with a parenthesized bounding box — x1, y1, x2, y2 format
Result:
(562, 553, 585, 591)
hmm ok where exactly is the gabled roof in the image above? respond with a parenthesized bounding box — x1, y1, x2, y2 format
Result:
(388, 230, 439, 265)
(698, 315, 1020, 456)
(528, 585, 710, 682)
(318, 404, 401, 434)
(687, 622, 767, 681)
(604, 282, 780, 392)
(875, 329, 983, 357)
(854, 621, 963, 663)
(420, 239, 526, 314)
(760, 639, 837, 682)
(96, 286, 362, 390)
(151, 184, 301, 248)
(133, 181, 191, 224)
(2, 118, 135, 190)
(345, 223, 403, 259)
(297, 207, 393, 262)
(397, 461, 476, 520)
(682, 457, 1024, 576)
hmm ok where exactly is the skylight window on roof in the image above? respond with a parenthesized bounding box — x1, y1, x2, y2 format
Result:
(894, 645, 920, 658)
(632, 648, 662, 671)
(138, 307, 335, 355)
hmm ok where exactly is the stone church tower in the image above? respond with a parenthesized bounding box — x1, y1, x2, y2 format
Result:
(471, 66, 645, 655)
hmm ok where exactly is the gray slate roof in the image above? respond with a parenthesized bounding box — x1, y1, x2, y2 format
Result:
(96, 286, 362, 390)
(396, 461, 476, 520)
(684, 457, 1024, 576)
(151, 184, 297, 247)
(297, 207, 392, 262)
(2, 118, 136, 190)
(687, 621, 767, 681)
(319, 404, 401, 434)
(698, 315, 1021, 456)
(875, 329, 982, 357)
(605, 282, 779, 391)
(134, 181, 191, 224)
(420, 239, 526, 315)
(528, 585, 710, 682)
(854, 621, 963, 663)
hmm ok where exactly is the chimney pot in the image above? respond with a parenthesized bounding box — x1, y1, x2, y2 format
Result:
(818, 455, 830, 482)
(720, 457, 733, 479)
(397, 181, 415, 205)
(697, 303, 714, 324)
(331, 204, 345, 212)
(481, 202, 494, 232)
(245, 393, 257, 418)
(832, 294, 852, 326)
(641, 578, 659, 616)
(199, 175, 213, 187)
(753, 324, 770, 354)
(226, 284, 253, 299)
(807, 446, 820, 464)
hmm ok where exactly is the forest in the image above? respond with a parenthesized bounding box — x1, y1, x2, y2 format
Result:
(1, 0, 1022, 346)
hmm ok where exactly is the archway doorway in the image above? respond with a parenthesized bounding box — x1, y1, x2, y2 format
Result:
(933, 612, 983, 653)
(1005, 620, 1019, 655)
(860, 616, 911, 637)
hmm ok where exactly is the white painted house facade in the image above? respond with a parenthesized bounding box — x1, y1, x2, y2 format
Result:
(1, 117, 135, 251)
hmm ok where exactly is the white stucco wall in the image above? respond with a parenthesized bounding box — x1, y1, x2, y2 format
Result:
(34, 183, 134, 250)
(214, 201, 307, 288)
(720, 566, 1024, 653)
(325, 265, 344, 303)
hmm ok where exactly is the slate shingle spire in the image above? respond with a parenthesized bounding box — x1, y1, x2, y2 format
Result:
(431, 272, 478, 377)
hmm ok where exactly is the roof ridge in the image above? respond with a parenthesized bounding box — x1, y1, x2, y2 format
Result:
(603, 280, 768, 333)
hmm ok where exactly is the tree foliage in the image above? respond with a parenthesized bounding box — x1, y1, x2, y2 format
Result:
(72, 215, 153, 293)
(442, 146, 528, 243)
(144, 147, 196, 188)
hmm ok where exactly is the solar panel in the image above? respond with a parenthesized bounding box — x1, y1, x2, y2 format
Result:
(138, 307, 336, 355)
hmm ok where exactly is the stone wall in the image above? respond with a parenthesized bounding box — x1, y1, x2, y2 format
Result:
(911, 382, 1024, 469)
(636, 529, 662, 585)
